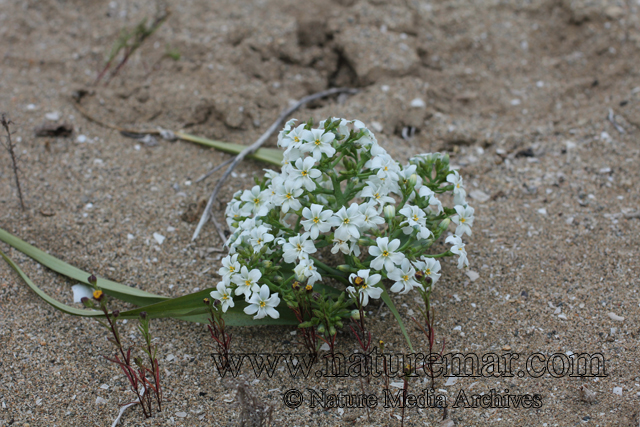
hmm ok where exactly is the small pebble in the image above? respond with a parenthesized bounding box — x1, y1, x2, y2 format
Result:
(176, 411, 187, 418)
(410, 98, 426, 108)
(153, 233, 165, 245)
(502, 345, 511, 351)
(45, 111, 60, 121)
(612, 386, 622, 396)
(76, 134, 87, 143)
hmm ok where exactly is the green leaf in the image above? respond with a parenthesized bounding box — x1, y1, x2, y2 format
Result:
(379, 287, 414, 352)
(0, 248, 297, 326)
(176, 132, 283, 166)
(0, 227, 167, 306)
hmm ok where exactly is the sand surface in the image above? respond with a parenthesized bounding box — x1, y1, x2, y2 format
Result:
(1, 0, 640, 425)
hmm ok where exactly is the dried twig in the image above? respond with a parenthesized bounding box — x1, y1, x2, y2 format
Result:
(1, 114, 26, 210)
(95, 5, 170, 85)
(191, 87, 359, 242)
(195, 157, 234, 183)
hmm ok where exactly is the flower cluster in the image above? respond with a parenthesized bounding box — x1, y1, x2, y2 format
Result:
(209, 118, 474, 325)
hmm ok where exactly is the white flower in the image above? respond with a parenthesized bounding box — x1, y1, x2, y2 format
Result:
(302, 128, 336, 160)
(331, 237, 351, 255)
(301, 204, 333, 239)
(294, 258, 323, 285)
(445, 234, 469, 269)
(232, 266, 262, 297)
(328, 203, 365, 240)
(244, 285, 280, 319)
(240, 185, 270, 217)
(371, 154, 400, 181)
(452, 205, 474, 236)
(399, 205, 426, 234)
(279, 123, 306, 149)
(447, 170, 467, 205)
(219, 254, 241, 281)
(412, 257, 441, 287)
(290, 157, 322, 191)
(210, 281, 235, 312)
(361, 181, 395, 206)
(388, 259, 419, 294)
(359, 202, 385, 230)
(346, 269, 383, 306)
(369, 237, 405, 272)
(225, 200, 244, 229)
(249, 225, 275, 252)
(282, 233, 317, 263)
(274, 180, 303, 213)
(418, 186, 443, 215)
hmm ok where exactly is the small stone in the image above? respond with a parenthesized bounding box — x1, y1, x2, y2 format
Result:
(176, 412, 187, 418)
(466, 271, 479, 281)
(502, 345, 511, 351)
(469, 190, 490, 203)
(612, 386, 623, 396)
(95, 396, 107, 405)
(153, 233, 165, 245)
(71, 284, 94, 303)
(45, 111, 61, 121)
(558, 314, 567, 320)
(410, 98, 426, 108)
(100, 384, 109, 390)
(537, 208, 547, 215)
(76, 134, 87, 143)
(166, 354, 175, 362)
(444, 377, 458, 386)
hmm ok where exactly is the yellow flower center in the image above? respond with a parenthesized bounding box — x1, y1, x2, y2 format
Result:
(301, 170, 308, 176)
(229, 266, 235, 272)
(93, 290, 103, 300)
(294, 136, 300, 142)
(426, 269, 431, 275)
(286, 193, 292, 199)
(314, 139, 321, 146)
(456, 183, 461, 188)
(413, 215, 419, 221)
(296, 243, 302, 251)
(313, 217, 319, 223)
(460, 217, 466, 223)
(402, 275, 409, 281)
(222, 294, 229, 300)
(245, 280, 251, 287)
(260, 301, 266, 308)
(305, 284, 313, 291)
(382, 250, 389, 257)
(253, 198, 260, 204)
(343, 218, 350, 224)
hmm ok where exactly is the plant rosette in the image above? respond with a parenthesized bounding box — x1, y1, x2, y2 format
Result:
(211, 117, 474, 347)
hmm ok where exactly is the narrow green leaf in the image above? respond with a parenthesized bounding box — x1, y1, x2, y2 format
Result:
(0, 249, 103, 317)
(0, 248, 298, 326)
(176, 132, 283, 166)
(379, 287, 414, 352)
(0, 227, 167, 306)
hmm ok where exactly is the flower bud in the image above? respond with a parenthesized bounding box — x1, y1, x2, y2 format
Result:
(92, 289, 104, 301)
(337, 264, 352, 273)
(305, 284, 313, 293)
(262, 260, 273, 268)
(383, 205, 396, 220)
(379, 340, 385, 352)
(353, 276, 365, 287)
(438, 218, 451, 232)
(350, 309, 361, 320)
(213, 299, 221, 307)
(140, 311, 147, 320)
(112, 310, 120, 318)
(329, 326, 337, 336)
(292, 281, 301, 291)
(415, 270, 424, 280)
(88, 274, 97, 285)
(80, 296, 89, 304)
(317, 324, 325, 334)
(409, 174, 418, 187)
(203, 297, 210, 305)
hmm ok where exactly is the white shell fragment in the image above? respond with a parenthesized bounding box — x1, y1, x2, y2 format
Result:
(608, 312, 624, 322)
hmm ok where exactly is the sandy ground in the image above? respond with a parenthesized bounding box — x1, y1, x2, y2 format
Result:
(1, 0, 640, 425)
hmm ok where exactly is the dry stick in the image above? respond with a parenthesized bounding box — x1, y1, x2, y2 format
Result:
(608, 108, 626, 134)
(1, 114, 25, 210)
(191, 87, 359, 242)
(195, 157, 234, 183)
